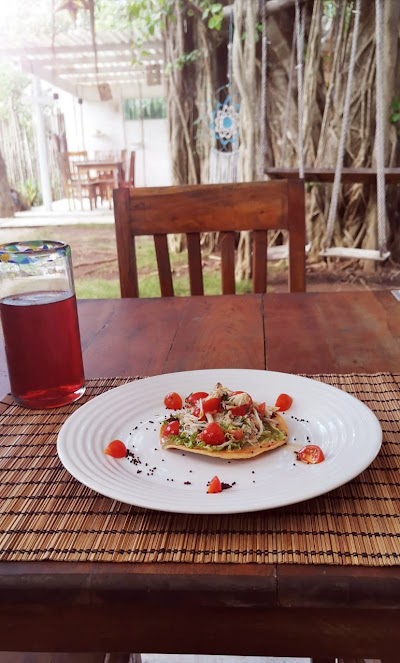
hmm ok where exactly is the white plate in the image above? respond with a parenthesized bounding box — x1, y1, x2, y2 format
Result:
(57, 369, 382, 514)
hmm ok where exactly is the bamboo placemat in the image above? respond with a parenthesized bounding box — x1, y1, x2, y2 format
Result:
(0, 373, 399, 566)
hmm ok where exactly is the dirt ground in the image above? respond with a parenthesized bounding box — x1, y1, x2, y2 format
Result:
(2, 224, 400, 292)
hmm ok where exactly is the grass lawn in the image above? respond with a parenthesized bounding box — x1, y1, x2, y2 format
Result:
(0, 223, 262, 298)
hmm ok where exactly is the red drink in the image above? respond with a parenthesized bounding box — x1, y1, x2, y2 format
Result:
(0, 291, 85, 409)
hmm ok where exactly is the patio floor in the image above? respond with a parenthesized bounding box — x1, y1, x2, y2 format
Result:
(0, 198, 114, 228)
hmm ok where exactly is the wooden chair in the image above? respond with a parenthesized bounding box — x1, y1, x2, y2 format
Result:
(113, 179, 306, 297)
(58, 152, 97, 211)
(118, 151, 136, 189)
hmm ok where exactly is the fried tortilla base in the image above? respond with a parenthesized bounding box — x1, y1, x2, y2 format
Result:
(162, 413, 288, 459)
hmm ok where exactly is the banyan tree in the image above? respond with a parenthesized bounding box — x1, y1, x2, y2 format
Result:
(149, 0, 400, 274)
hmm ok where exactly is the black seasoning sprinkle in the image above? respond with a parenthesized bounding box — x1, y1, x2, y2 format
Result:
(221, 482, 233, 491)
(184, 481, 191, 485)
(149, 420, 154, 424)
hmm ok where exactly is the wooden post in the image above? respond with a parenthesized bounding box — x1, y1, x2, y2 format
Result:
(32, 73, 52, 211)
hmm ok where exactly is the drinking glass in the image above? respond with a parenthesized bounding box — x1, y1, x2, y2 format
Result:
(0, 240, 85, 409)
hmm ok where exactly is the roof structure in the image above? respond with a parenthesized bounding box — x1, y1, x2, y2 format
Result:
(0, 29, 164, 101)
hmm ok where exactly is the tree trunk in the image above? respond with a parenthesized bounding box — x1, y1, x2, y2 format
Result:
(0, 150, 14, 218)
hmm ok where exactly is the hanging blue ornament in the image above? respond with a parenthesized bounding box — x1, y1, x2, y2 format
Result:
(211, 95, 240, 150)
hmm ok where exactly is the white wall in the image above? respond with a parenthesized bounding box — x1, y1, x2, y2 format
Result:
(124, 118, 171, 187)
(56, 87, 172, 187)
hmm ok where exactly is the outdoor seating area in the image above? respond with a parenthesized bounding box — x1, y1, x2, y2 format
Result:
(58, 150, 134, 210)
(0, 1, 400, 663)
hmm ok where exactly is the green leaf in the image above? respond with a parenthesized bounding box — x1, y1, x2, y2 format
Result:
(208, 14, 222, 30)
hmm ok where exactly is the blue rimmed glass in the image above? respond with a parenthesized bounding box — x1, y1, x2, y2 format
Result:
(0, 240, 85, 408)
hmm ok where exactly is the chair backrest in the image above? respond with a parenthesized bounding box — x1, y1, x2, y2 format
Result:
(57, 153, 72, 188)
(128, 151, 135, 186)
(113, 180, 306, 297)
(67, 151, 88, 179)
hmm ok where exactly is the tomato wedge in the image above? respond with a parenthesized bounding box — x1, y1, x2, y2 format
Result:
(104, 439, 127, 458)
(207, 475, 222, 493)
(295, 445, 325, 464)
(275, 393, 293, 411)
(164, 392, 183, 410)
(161, 420, 180, 437)
(186, 391, 209, 406)
(198, 422, 225, 445)
(230, 404, 252, 416)
(202, 396, 222, 414)
(255, 402, 266, 416)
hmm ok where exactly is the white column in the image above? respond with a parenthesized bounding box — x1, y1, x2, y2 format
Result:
(32, 74, 52, 211)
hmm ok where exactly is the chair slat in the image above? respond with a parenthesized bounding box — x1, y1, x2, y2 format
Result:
(252, 230, 268, 293)
(186, 233, 204, 296)
(154, 235, 174, 297)
(287, 179, 306, 292)
(219, 232, 236, 294)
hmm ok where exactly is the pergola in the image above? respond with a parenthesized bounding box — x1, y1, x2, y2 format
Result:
(0, 28, 164, 101)
(0, 29, 164, 209)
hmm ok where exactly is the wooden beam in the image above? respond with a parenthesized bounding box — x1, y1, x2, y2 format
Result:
(20, 58, 77, 97)
(0, 41, 162, 58)
(266, 167, 400, 184)
(223, 0, 300, 17)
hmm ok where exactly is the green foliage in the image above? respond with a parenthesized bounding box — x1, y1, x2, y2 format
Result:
(0, 63, 31, 121)
(200, 2, 223, 31)
(164, 49, 203, 74)
(127, 0, 224, 69)
(21, 180, 42, 208)
(390, 97, 400, 136)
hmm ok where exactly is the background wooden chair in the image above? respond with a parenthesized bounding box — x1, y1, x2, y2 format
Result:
(113, 179, 306, 297)
(91, 151, 126, 209)
(58, 152, 97, 210)
(118, 151, 136, 189)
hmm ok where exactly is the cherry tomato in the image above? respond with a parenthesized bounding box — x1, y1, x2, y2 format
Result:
(275, 393, 293, 411)
(198, 422, 225, 445)
(202, 397, 222, 414)
(295, 445, 325, 464)
(186, 391, 209, 406)
(104, 439, 127, 458)
(161, 420, 180, 437)
(164, 392, 183, 410)
(207, 475, 222, 494)
(192, 406, 206, 421)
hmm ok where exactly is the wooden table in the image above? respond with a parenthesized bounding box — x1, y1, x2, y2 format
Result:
(0, 290, 400, 662)
(76, 160, 123, 189)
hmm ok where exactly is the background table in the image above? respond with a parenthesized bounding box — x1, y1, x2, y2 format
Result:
(76, 160, 123, 189)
